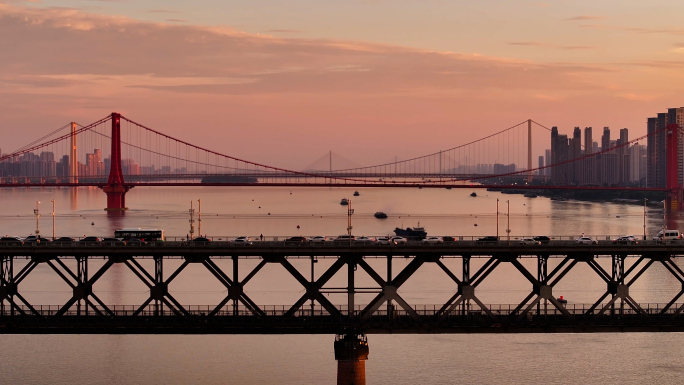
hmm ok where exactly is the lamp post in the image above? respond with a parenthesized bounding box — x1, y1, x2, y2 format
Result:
(643, 198, 647, 240)
(347, 199, 354, 245)
(496, 198, 499, 239)
(197, 199, 202, 237)
(34, 201, 40, 238)
(506, 200, 511, 245)
(188, 201, 195, 240)
(51, 199, 55, 240)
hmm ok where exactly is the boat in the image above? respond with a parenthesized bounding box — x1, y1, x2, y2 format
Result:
(470, 192, 477, 197)
(340, 198, 348, 205)
(353, 191, 360, 196)
(394, 223, 427, 240)
(374, 212, 387, 219)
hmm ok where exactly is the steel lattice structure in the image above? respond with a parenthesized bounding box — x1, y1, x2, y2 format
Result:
(2, 243, 684, 333)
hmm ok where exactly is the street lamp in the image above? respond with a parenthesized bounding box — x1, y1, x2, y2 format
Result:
(347, 199, 354, 244)
(51, 199, 55, 240)
(643, 198, 647, 240)
(197, 199, 202, 237)
(188, 201, 195, 240)
(506, 200, 511, 244)
(34, 201, 40, 238)
(496, 198, 499, 239)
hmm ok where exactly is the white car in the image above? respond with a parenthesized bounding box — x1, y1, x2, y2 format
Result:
(309, 236, 327, 243)
(234, 236, 253, 245)
(377, 237, 390, 245)
(519, 238, 541, 245)
(355, 236, 376, 243)
(390, 236, 407, 245)
(575, 237, 597, 245)
(422, 236, 443, 244)
(613, 235, 638, 245)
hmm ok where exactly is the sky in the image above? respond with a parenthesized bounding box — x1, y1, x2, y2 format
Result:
(2, 0, 684, 169)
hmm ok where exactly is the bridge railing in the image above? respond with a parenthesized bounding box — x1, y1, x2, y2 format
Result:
(2, 302, 682, 317)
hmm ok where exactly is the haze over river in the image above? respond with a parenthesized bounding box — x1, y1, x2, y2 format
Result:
(1, 186, 683, 384)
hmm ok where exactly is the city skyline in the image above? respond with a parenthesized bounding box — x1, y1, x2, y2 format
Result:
(2, 2, 684, 169)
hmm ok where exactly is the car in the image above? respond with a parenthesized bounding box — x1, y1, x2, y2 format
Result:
(613, 235, 639, 245)
(442, 236, 456, 242)
(79, 236, 101, 244)
(476, 236, 499, 244)
(101, 237, 125, 246)
(422, 236, 444, 244)
(533, 236, 551, 244)
(389, 236, 407, 245)
(192, 237, 211, 243)
(376, 237, 390, 245)
(54, 236, 75, 245)
(23, 235, 51, 245)
(285, 236, 308, 244)
(575, 237, 597, 245)
(309, 236, 327, 243)
(355, 236, 376, 243)
(334, 235, 355, 243)
(519, 238, 541, 245)
(0, 236, 23, 246)
(234, 236, 253, 245)
(126, 238, 147, 246)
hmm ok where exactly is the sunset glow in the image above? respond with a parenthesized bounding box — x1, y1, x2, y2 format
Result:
(2, 1, 684, 168)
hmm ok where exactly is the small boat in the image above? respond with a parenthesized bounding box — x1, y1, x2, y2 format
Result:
(470, 192, 477, 197)
(353, 191, 360, 196)
(374, 212, 388, 219)
(340, 198, 349, 205)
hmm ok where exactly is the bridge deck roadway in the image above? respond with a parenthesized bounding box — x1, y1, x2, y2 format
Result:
(3, 242, 684, 334)
(1, 240, 683, 258)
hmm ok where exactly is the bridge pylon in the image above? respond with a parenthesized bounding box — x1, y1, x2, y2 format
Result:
(102, 112, 130, 211)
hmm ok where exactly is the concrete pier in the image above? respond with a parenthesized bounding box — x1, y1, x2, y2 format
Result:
(334, 332, 369, 385)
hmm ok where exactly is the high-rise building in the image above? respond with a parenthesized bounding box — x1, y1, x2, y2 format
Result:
(629, 143, 647, 186)
(647, 117, 658, 187)
(668, 108, 684, 187)
(618, 128, 629, 184)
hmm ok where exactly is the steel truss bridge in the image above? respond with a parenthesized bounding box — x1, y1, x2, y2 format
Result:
(3, 243, 684, 334)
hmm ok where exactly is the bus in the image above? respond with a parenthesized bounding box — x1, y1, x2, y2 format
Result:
(114, 228, 165, 242)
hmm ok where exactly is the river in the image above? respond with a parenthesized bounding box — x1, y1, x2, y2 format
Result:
(0, 186, 682, 384)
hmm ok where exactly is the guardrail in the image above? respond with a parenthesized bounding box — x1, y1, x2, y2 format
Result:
(2, 302, 682, 317)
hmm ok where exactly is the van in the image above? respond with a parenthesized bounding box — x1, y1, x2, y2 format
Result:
(653, 230, 681, 242)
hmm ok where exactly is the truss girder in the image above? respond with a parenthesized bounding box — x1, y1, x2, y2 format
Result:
(2, 252, 684, 332)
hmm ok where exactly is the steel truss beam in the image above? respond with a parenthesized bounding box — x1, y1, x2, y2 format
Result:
(2, 252, 684, 333)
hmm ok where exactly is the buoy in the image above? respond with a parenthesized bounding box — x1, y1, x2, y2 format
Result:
(91, 222, 94, 225)
(297, 225, 300, 229)
(474, 224, 478, 226)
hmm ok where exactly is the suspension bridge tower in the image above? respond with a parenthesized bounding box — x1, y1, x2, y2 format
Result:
(102, 112, 130, 211)
(665, 123, 683, 211)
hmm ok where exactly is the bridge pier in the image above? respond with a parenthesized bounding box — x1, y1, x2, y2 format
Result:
(334, 332, 369, 385)
(103, 185, 130, 211)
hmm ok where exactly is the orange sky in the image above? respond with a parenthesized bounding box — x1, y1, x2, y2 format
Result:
(1, 2, 684, 169)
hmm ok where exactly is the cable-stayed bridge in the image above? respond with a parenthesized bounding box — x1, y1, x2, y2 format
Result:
(0, 113, 677, 211)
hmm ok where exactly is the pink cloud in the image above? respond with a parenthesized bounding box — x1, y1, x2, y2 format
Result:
(0, 4, 681, 168)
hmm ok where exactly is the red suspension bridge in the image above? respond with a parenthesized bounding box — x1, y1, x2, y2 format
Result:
(0, 113, 679, 211)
